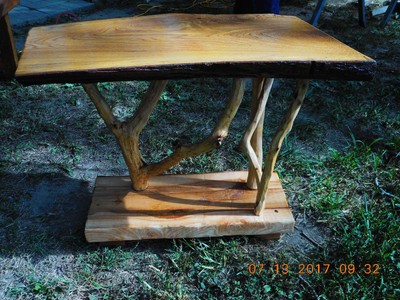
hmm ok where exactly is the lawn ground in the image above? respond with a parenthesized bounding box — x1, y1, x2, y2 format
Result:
(0, 0, 399, 299)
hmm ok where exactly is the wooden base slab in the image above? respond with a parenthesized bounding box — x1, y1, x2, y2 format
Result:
(84, 171, 295, 242)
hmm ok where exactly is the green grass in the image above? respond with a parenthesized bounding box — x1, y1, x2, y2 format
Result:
(1, 83, 399, 299)
(3, 139, 397, 299)
(281, 138, 399, 299)
(1, 77, 399, 299)
(136, 139, 398, 300)
(1, 2, 400, 300)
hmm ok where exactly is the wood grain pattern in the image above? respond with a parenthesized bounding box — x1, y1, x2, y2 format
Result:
(85, 171, 295, 242)
(16, 13, 376, 84)
(0, 0, 18, 18)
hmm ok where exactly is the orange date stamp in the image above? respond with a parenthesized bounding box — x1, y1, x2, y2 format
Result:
(247, 263, 380, 275)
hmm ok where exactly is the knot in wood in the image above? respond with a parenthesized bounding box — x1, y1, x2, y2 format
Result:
(217, 136, 224, 147)
(112, 122, 122, 130)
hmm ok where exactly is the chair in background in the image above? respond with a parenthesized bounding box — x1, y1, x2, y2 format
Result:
(310, 0, 366, 27)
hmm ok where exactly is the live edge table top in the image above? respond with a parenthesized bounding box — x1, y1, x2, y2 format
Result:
(15, 13, 376, 85)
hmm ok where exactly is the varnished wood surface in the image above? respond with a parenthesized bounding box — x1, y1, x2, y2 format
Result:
(16, 13, 375, 84)
(85, 171, 295, 242)
(0, 0, 18, 18)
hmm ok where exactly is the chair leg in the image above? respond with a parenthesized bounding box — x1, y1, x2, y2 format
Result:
(381, 0, 398, 27)
(311, 0, 369, 27)
(310, 0, 328, 26)
(358, 0, 366, 27)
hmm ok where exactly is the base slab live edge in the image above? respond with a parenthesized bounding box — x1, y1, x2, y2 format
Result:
(84, 171, 295, 243)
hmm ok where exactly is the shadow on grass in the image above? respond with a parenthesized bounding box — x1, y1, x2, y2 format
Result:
(0, 171, 93, 256)
(0, 169, 194, 257)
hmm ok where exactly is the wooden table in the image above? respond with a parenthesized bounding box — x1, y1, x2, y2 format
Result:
(15, 14, 376, 242)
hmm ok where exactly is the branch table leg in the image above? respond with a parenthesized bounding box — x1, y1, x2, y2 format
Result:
(83, 78, 297, 242)
(254, 79, 309, 216)
(144, 78, 246, 177)
(241, 78, 274, 189)
(83, 80, 168, 190)
(83, 79, 246, 191)
(248, 78, 267, 189)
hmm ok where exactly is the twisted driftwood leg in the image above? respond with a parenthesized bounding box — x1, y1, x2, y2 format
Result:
(254, 79, 309, 215)
(241, 78, 274, 189)
(83, 79, 246, 191)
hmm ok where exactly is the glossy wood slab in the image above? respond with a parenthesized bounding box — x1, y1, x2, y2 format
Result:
(85, 171, 294, 242)
(16, 13, 376, 84)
